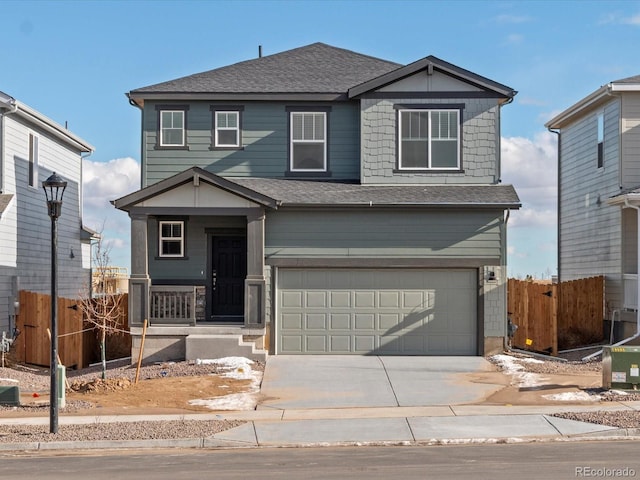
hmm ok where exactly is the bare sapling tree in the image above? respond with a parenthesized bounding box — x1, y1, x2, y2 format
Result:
(79, 232, 126, 379)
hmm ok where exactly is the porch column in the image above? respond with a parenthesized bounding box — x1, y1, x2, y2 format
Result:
(245, 210, 265, 327)
(129, 213, 150, 327)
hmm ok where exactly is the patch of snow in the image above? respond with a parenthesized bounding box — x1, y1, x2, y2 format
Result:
(542, 391, 599, 402)
(189, 392, 259, 411)
(491, 354, 547, 388)
(190, 356, 262, 410)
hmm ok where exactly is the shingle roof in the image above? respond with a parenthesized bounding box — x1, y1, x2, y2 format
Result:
(130, 43, 401, 95)
(230, 177, 520, 208)
(613, 74, 640, 84)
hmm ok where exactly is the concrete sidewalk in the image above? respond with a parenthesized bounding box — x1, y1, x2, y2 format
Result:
(1, 355, 639, 451)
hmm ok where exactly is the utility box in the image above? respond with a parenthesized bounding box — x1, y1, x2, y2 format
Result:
(0, 385, 20, 406)
(602, 346, 640, 390)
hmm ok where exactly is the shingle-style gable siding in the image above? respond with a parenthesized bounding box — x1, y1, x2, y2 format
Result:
(360, 96, 500, 184)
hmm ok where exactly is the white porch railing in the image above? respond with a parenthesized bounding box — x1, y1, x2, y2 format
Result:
(624, 274, 638, 310)
(149, 286, 197, 325)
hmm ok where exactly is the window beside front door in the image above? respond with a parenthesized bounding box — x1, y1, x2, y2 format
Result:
(397, 108, 460, 170)
(290, 112, 327, 171)
(159, 221, 184, 257)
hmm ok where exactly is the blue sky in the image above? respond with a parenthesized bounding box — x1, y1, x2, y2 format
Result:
(3, 0, 640, 277)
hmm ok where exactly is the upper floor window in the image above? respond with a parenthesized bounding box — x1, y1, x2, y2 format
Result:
(28, 133, 39, 187)
(211, 106, 244, 149)
(597, 113, 604, 169)
(397, 107, 460, 170)
(159, 221, 184, 257)
(155, 105, 189, 149)
(290, 111, 327, 171)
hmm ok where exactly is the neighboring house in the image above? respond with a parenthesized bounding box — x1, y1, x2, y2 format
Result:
(115, 43, 520, 362)
(546, 75, 640, 341)
(0, 91, 95, 337)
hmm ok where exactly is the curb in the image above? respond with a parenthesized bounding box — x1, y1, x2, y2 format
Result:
(1, 430, 639, 453)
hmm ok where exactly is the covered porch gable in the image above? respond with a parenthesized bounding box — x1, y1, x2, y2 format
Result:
(113, 167, 277, 330)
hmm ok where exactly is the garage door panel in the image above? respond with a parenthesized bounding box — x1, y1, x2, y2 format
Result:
(278, 269, 477, 355)
(355, 313, 375, 329)
(355, 291, 376, 308)
(306, 335, 327, 352)
(330, 313, 350, 329)
(330, 291, 351, 307)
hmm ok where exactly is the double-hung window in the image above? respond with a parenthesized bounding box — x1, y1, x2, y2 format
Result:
(211, 106, 244, 149)
(597, 113, 604, 169)
(159, 221, 184, 257)
(28, 133, 39, 187)
(398, 107, 460, 170)
(290, 111, 327, 172)
(156, 105, 189, 148)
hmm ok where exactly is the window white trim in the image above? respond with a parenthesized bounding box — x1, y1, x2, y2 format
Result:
(159, 221, 184, 257)
(398, 108, 460, 170)
(290, 111, 327, 172)
(215, 111, 240, 147)
(28, 132, 39, 188)
(160, 110, 185, 147)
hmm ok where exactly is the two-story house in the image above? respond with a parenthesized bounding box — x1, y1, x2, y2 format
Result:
(546, 75, 640, 342)
(0, 90, 95, 338)
(115, 43, 520, 362)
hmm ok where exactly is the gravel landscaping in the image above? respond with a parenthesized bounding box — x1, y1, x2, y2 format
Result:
(2, 351, 640, 444)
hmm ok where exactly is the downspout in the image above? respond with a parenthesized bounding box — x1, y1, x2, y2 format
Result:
(128, 97, 144, 189)
(547, 127, 560, 281)
(497, 95, 514, 185)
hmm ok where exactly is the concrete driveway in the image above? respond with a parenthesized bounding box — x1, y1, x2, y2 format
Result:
(258, 355, 504, 410)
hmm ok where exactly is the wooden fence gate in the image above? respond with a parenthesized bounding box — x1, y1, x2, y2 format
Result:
(13, 291, 130, 369)
(507, 276, 604, 355)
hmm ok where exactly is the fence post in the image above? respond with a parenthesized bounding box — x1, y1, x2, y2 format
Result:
(552, 282, 558, 355)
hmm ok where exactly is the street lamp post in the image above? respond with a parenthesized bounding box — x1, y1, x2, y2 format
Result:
(42, 172, 67, 434)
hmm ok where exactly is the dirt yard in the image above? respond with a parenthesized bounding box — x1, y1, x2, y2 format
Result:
(0, 358, 264, 417)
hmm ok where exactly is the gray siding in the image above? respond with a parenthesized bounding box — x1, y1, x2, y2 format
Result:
(558, 97, 622, 310)
(148, 215, 246, 281)
(265, 208, 504, 260)
(360, 96, 501, 184)
(0, 113, 89, 332)
(142, 101, 360, 186)
(621, 92, 640, 188)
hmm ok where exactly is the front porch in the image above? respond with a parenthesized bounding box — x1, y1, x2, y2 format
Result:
(114, 168, 278, 363)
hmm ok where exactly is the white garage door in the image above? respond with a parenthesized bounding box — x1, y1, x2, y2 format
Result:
(277, 268, 477, 355)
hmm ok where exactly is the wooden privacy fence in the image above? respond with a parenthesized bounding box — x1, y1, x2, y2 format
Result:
(508, 276, 604, 355)
(14, 291, 130, 369)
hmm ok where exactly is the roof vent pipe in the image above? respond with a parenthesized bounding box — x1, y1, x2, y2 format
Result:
(258, 45, 262, 58)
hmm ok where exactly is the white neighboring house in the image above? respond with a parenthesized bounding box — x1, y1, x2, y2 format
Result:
(0, 90, 95, 336)
(546, 75, 640, 341)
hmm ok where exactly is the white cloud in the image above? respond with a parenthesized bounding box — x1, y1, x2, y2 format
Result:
(82, 157, 140, 268)
(501, 131, 558, 228)
(504, 33, 524, 45)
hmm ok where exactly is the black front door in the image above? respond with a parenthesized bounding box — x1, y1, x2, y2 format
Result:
(210, 236, 246, 321)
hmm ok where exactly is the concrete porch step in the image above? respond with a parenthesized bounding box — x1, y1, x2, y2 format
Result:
(186, 334, 268, 362)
